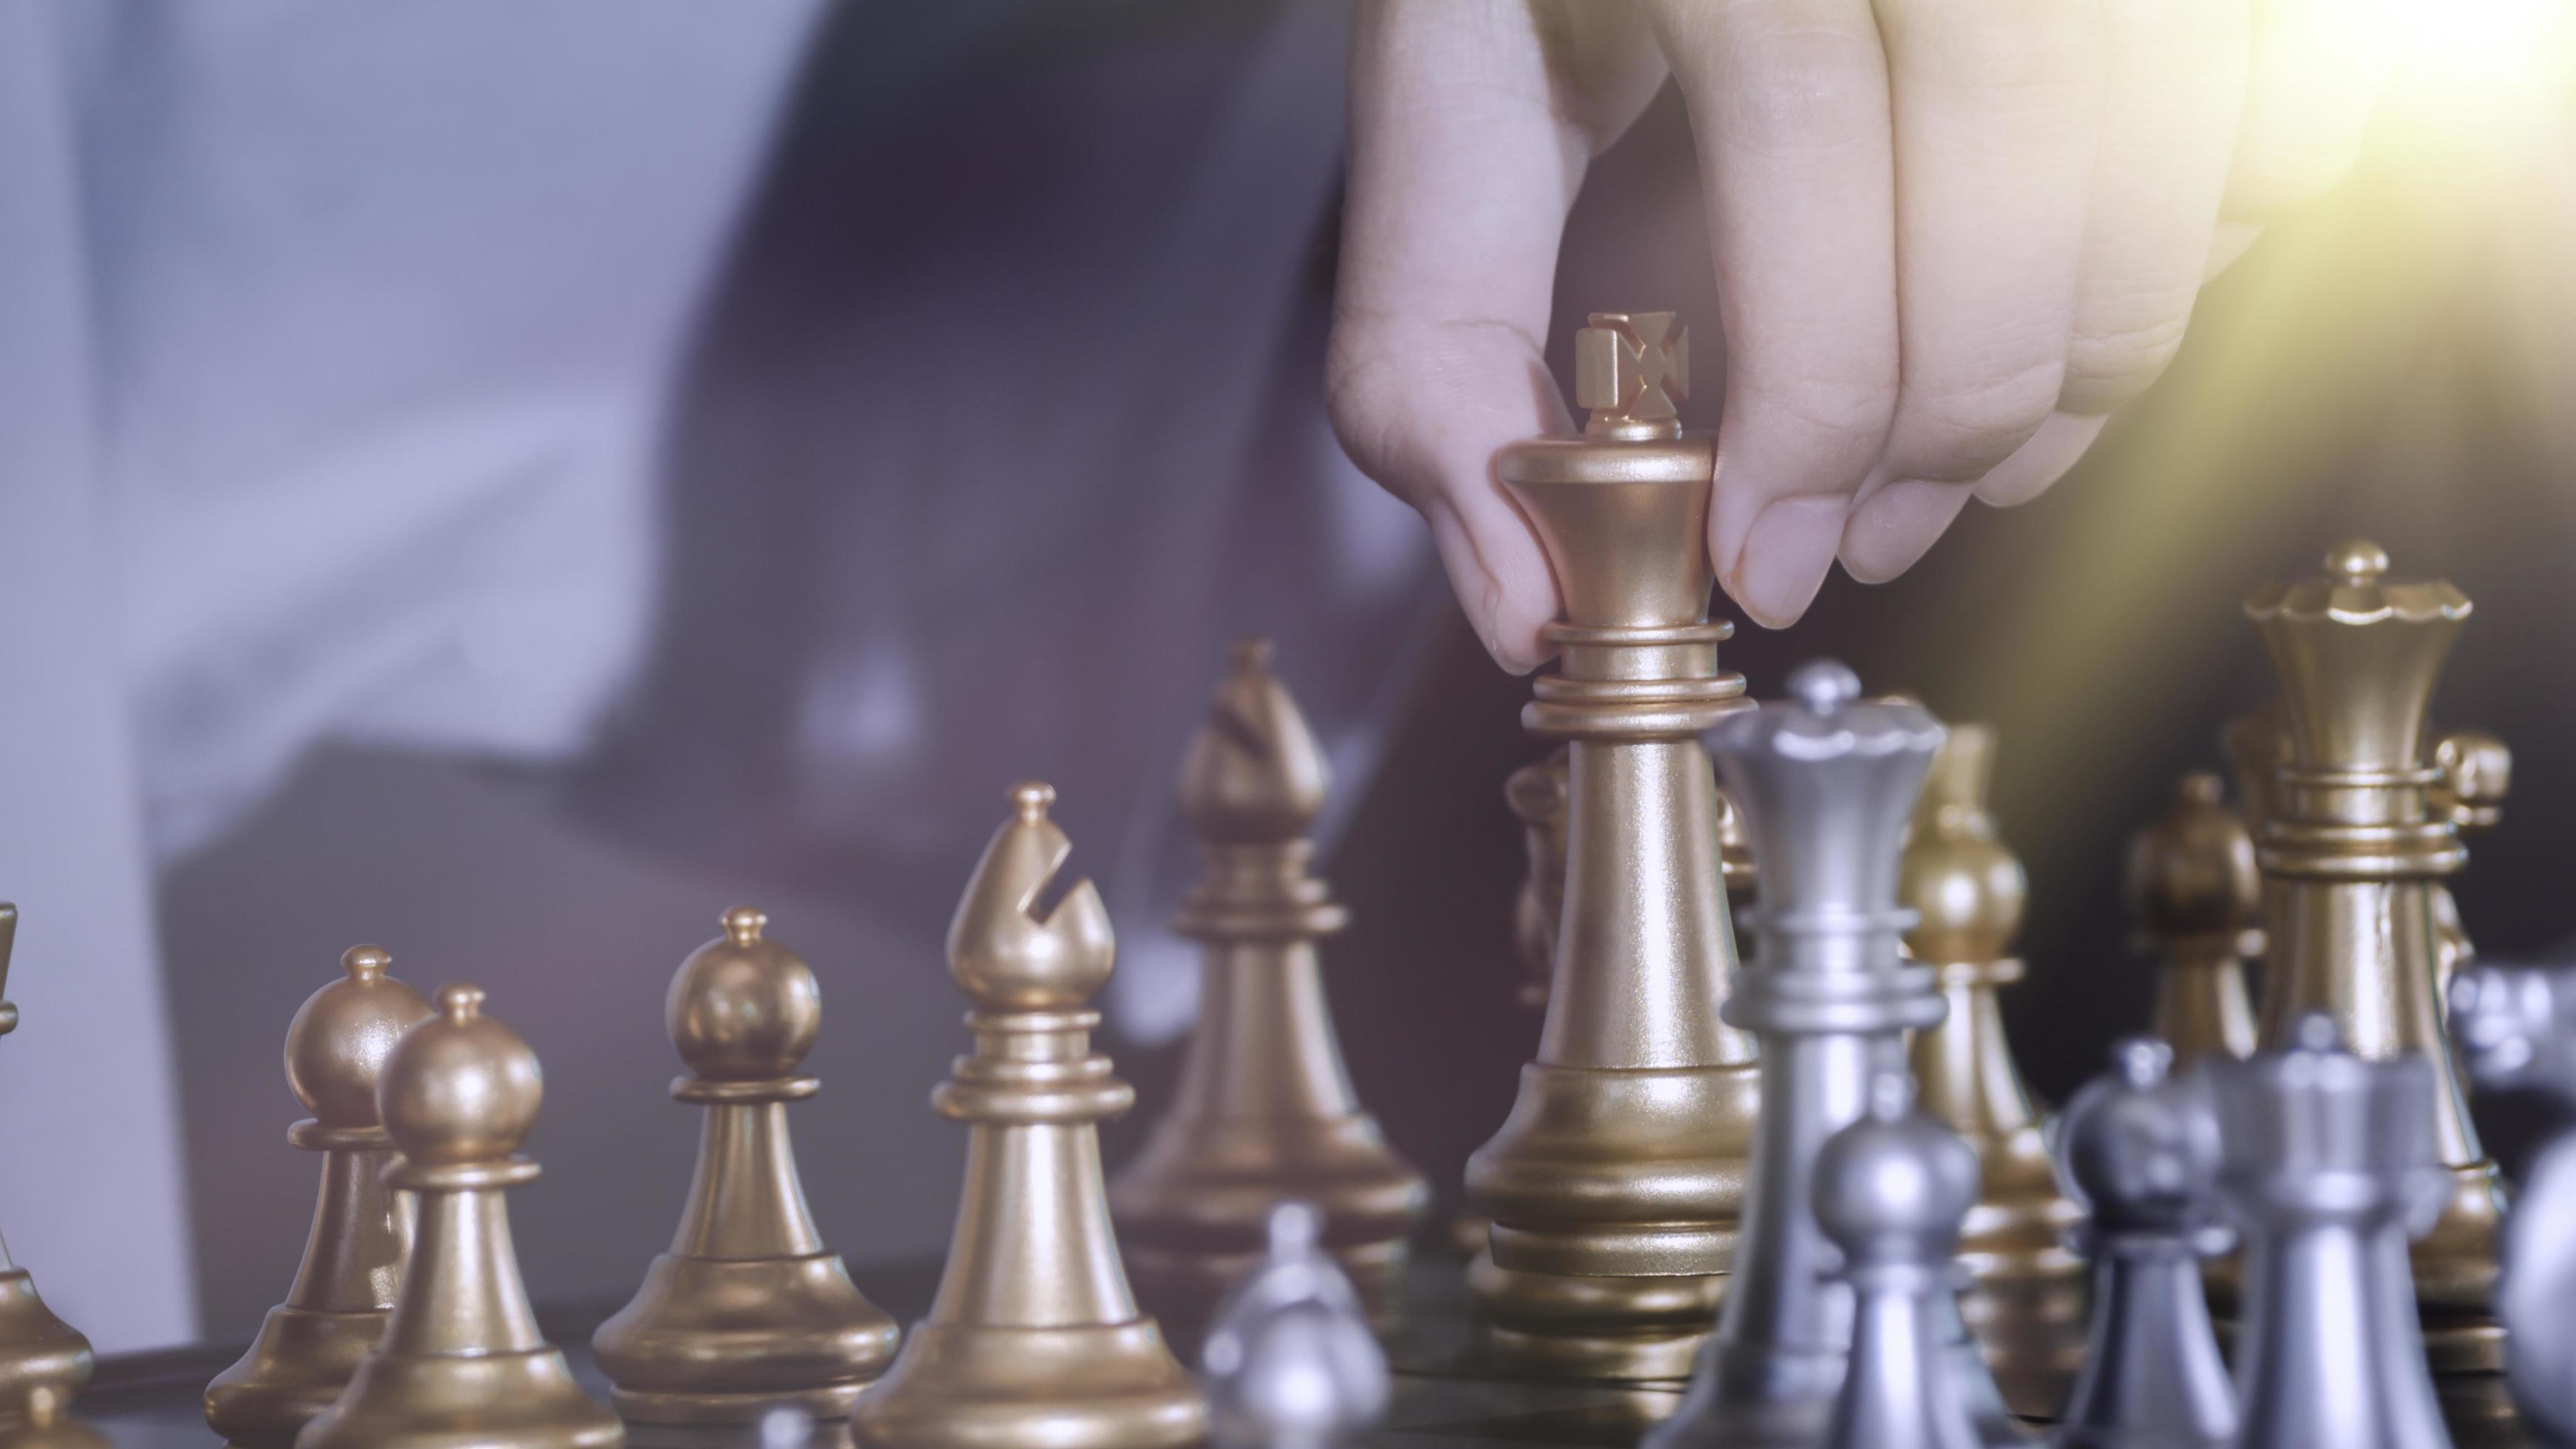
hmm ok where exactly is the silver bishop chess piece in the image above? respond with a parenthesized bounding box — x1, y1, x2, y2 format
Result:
(1652, 661, 2023, 1449)
(1201, 1204, 1390, 1449)
(1815, 1064, 1985, 1449)
(2052, 1038, 2234, 1449)
(2211, 1011, 2453, 1449)
(2452, 962, 2576, 1442)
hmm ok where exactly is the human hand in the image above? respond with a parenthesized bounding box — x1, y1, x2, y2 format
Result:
(1329, 0, 2397, 668)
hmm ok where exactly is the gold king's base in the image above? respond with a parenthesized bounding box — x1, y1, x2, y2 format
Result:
(850, 1322, 1206, 1449)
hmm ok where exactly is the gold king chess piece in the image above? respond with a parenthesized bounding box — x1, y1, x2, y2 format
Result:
(299, 984, 623, 1449)
(1110, 642, 1428, 1348)
(204, 946, 432, 1448)
(1897, 726, 2086, 1416)
(2243, 540, 2510, 1425)
(851, 784, 1207, 1448)
(1465, 310, 1761, 1382)
(592, 909, 900, 1424)
(2124, 774, 2261, 1069)
(0, 907, 94, 1426)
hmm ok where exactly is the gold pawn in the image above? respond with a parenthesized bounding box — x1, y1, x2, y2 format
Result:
(0, 906, 94, 1427)
(852, 784, 1206, 1449)
(1, 1387, 109, 1448)
(204, 946, 431, 1448)
(593, 908, 899, 1423)
(1897, 725, 2087, 1416)
(1110, 642, 1428, 1348)
(2430, 729, 2510, 999)
(299, 984, 623, 1449)
(2242, 539, 2509, 1422)
(2123, 775, 2261, 1069)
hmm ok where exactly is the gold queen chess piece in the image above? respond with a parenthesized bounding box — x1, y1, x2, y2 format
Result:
(2124, 775, 2261, 1070)
(1464, 310, 1761, 1382)
(1110, 642, 1428, 1348)
(851, 784, 1206, 1449)
(298, 984, 623, 1449)
(2243, 539, 2509, 1419)
(205, 946, 433, 1448)
(0, 906, 94, 1425)
(1897, 727, 2086, 1416)
(592, 909, 899, 1424)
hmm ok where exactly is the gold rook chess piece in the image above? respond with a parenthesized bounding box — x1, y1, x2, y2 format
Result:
(0, 906, 94, 1426)
(205, 946, 432, 1448)
(1465, 311, 1760, 1382)
(1110, 642, 1428, 1348)
(851, 783, 1206, 1448)
(2430, 729, 2509, 999)
(299, 984, 623, 1449)
(1897, 726, 2086, 1416)
(2124, 775, 2261, 1070)
(593, 908, 899, 1424)
(2243, 539, 2509, 1414)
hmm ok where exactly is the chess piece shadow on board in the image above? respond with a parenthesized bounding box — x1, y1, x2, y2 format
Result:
(0, 906, 95, 1428)
(592, 909, 898, 1425)
(297, 983, 623, 1449)
(203, 946, 431, 1449)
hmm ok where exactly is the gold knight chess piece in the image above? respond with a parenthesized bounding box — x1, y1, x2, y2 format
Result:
(593, 908, 899, 1425)
(2243, 540, 2510, 1426)
(852, 784, 1206, 1449)
(1897, 726, 2086, 1417)
(1465, 310, 1762, 1382)
(1110, 642, 1427, 1349)
(0, 906, 95, 1427)
(2125, 774, 2261, 1070)
(299, 984, 623, 1449)
(204, 946, 432, 1448)
(2430, 728, 2509, 1000)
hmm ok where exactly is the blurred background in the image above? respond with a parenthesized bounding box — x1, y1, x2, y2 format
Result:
(2, 0, 2572, 1357)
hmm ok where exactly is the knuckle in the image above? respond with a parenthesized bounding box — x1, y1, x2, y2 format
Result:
(2062, 311, 2189, 413)
(1895, 361, 2063, 480)
(1880, 0, 2106, 86)
(1712, 10, 1888, 156)
(1735, 369, 1899, 477)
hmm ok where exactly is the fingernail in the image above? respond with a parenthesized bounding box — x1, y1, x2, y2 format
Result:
(1732, 496, 1848, 628)
(1838, 479, 1972, 584)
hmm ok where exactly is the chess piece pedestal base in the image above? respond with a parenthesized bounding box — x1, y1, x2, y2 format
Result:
(203, 1302, 384, 1447)
(597, 1252, 898, 1423)
(0, 1266, 92, 1413)
(309, 1348, 626, 1449)
(849, 1321, 1205, 1449)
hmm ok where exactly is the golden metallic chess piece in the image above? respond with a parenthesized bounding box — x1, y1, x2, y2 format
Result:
(204, 946, 432, 1448)
(1897, 726, 2086, 1416)
(4, 1388, 109, 1449)
(299, 984, 623, 1449)
(1465, 311, 1760, 1382)
(0, 906, 94, 1426)
(1110, 642, 1428, 1348)
(593, 908, 899, 1424)
(852, 784, 1207, 1449)
(2124, 774, 2261, 1070)
(2243, 539, 2509, 1416)
(2430, 728, 2510, 1000)
(1508, 753, 1572, 1018)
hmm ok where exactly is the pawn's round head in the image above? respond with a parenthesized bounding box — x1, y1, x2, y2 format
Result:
(285, 946, 435, 1129)
(378, 983, 543, 1165)
(1812, 1072, 1979, 1268)
(667, 908, 822, 1080)
(2061, 1037, 2222, 1232)
(2124, 773, 2260, 939)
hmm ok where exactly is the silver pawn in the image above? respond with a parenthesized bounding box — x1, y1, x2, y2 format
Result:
(2451, 963, 2576, 1441)
(2052, 1038, 2234, 1449)
(1201, 1203, 1390, 1449)
(2209, 1011, 2453, 1449)
(1816, 1065, 1985, 1449)
(1654, 660, 2024, 1449)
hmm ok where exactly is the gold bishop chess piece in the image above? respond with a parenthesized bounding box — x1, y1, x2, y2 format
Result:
(1465, 310, 1761, 1382)
(2243, 539, 2511, 1430)
(0, 907, 94, 1428)
(2124, 775, 2261, 1070)
(1110, 642, 1428, 1349)
(593, 909, 899, 1425)
(298, 983, 623, 1449)
(205, 946, 433, 1448)
(1896, 725, 2086, 1417)
(851, 783, 1207, 1448)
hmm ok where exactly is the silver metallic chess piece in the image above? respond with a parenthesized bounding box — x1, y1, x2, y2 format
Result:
(1814, 1065, 1985, 1449)
(1653, 661, 2021, 1449)
(2052, 1038, 2234, 1449)
(2211, 1012, 2453, 1449)
(1201, 1204, 1390, 1449)
(2452, 963, 2576, 1442)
